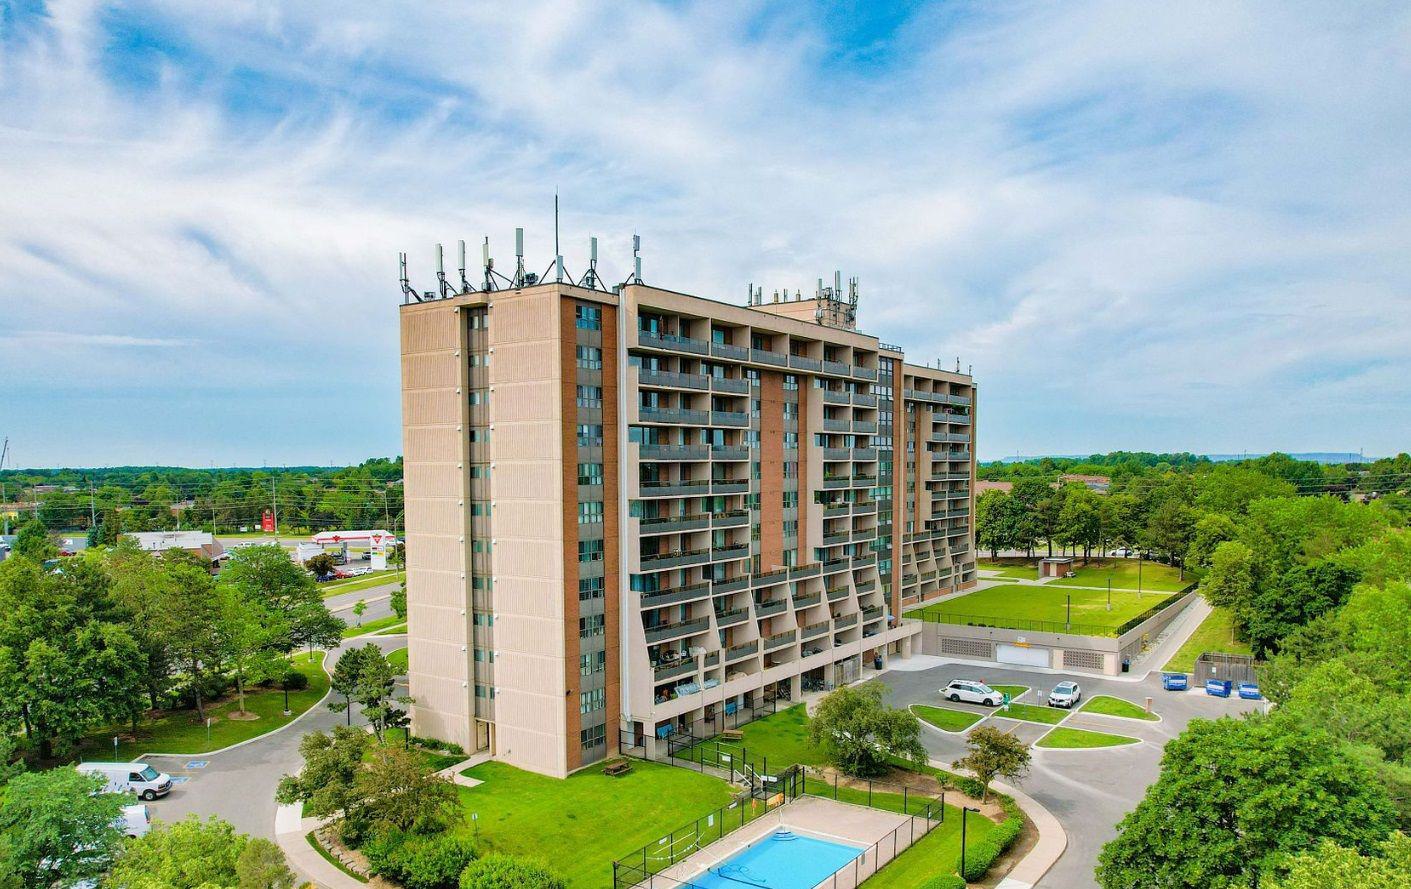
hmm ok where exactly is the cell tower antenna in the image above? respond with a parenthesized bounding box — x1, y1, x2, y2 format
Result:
(399, 253, 422, 304)
(458, 240, 473, 293)
(579, 236, 601, 290)
(481, 237, 497, 291)
(554, 195, 562, 283)
(436, 243, 453, 298)
(633, 235, 642, 284)
(513, 227, 527, 288)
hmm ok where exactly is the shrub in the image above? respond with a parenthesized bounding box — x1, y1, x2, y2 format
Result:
(458, 854, 566, 889)
(281, 669, 310, 691)
(961, 796, 1025, 882)
(364, 831, 476, 889)
(920, 874, 966, 889)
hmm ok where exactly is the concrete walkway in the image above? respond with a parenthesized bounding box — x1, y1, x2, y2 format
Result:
(991, 779, 1067, 889)
(274, 803, 351, 889)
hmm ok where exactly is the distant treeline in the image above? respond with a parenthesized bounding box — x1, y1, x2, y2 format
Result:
(1, 458, 404, 535)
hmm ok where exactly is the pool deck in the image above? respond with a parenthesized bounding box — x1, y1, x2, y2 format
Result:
(648, 796, 913, 889)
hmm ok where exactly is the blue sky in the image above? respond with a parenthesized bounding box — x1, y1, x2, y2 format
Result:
(1, 1, 1408, 468)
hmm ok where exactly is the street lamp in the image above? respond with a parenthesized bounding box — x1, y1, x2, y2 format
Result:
(960, 806, 981, 878)
(1065, 594, 1071, 631)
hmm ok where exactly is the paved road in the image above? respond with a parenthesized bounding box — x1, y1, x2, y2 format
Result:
(880, 661, 1262, 889)
(141, 632, 408, 838)
(324, 580, 399, 628)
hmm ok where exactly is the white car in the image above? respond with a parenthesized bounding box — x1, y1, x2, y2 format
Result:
(942, 679, 1005, 707)
(1048, 681, 1082, 708)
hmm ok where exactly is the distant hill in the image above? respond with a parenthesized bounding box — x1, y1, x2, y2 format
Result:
(994, 451, 1372, 465)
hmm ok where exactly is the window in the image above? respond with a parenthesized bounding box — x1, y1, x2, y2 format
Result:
(578, 501, 604, 524)
(475, 684, 495, 699)
(783, 374, 799, 391)
(468, 389, 488, 405)
(576, 385, 603, 408)
(579, 576, 604, 601)
(580, 688, 606, 714)
(782, 491, 798, 508)
(576, 345, 602, 370)
(581, 724, 606, 750)
(575, 304, 602, 330)
(468, 308, 489, 329)
(783, 432, 799, 449)
(578, 462, 604, 485)
(579, 614, 605, 638)
(472, 613, 494, 627)
(580, 650, 606, 676)
(579, 539, 604, 563)
(470, 503, 490, 516)
(782, 402, 798, 418)
(577, 424, 604, 447)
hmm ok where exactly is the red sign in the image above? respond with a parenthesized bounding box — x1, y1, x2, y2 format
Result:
(261, 510, 275, 533)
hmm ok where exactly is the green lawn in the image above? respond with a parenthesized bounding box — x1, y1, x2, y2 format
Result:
(341, 613, 405, 638)
(78, 651, 328, 758)
(991, 685, 1030, 701)
(909, 583, 1179, 635)
(387, 647, 408, 674)
(320, 570, 405, 598)
(1163, 603, 1252, 673)
(997, 702, 1068, 725)
(677, 704, 827, 769)
(913, 705, 983, 732)
(861, 810, 996, 889)
(1080, 695, 1157, 721)
(1048, 559, 1188, 592)
(454, 759, 734, 889)
(978, 558, 1035, 580)
(379, 728, 463, 771)
(306, 832, 368, 883)
(375, 623, 407, 636)
(1037, 727, 1139, 749)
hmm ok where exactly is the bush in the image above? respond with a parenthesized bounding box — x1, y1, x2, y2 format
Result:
(281, 669, 310, 692)
(920, 874, 966, 889)
(960, 796, 1025, 882)
(459, 854, 565, 889)
(363, 831, 476, 889)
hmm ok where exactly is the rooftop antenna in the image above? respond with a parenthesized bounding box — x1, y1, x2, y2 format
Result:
(846, 276, 858, 326)
(399, 253, 423, 304)
(513, 227, 527, 288)
(481, 237, 497, 291)
(956, 357, 961, 373)
(554, 195, 563, 283)
(632, 235, 642, 284)
(579, 236, 600, 290)
(458, 240, 473, 293)
(436, 244, 453, 298)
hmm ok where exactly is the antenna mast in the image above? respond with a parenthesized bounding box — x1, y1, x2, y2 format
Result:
(399, 253, 422, 304)
(458, 240, 473, 293)
(0, 437, 9, 536)
(436, 243, 454, 298)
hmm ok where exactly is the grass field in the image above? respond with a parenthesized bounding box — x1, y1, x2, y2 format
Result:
(1080, 695, 1157, 721)
(1163, 602, 1251, 672)
(320, 570, 405, 598)
(909, 583, 1179, 635)
(978, 558, 1036, 580)
(991, 684, 1030, 700)
(375, 623, 407, 636)
(387, 647, 408, 674)
(913, 705, 983, 732)
(1038, 727, 1139, 749)
(454, 759, 734, 889)
(997, 702, 1068, 725)
(677, 704, 827, 768)
(1048, 559, 1188, 592)
(341, 613, 405, 638)
(859, 809, 995, 889)
(78, 651, 327, 758)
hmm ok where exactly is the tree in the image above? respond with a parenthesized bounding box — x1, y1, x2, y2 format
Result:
(808, 682, 925, 777)
(355, 747, 458, 837)
(1271, 833, 1411, 889)
(0, 769, 124, 888)
(1201, 540, 1258, 619)
(951, 725, 1030, 802)
(459, 854, 567, 889)
(13, 518, 55, 561)
(353, 599, 367, 626)
(1097, 716, 1397, 889)
(236, 838, 298, 889)
(976, 490, 1019, 558)
(215, 585, 290, 716)
(391, 580, 407, 620)
(1243, 560, 1361, 657)
(351, 646, 411, 743)
(329, 646, 371, 725)
(276, 726, 372, 834)
(157, 561, 224, 722)
(1142, 497, 1195, 575)
(1188, 512, 1239, 570)
(305, 552, 337, 579)
(221, 545, 342, 650)
(1196, 466, 1297, 516)
(107, 815, 295, 889)
(1056, 485, 1101, 559)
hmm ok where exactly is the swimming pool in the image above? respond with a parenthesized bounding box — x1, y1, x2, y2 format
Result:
(690, 829, 864, 888)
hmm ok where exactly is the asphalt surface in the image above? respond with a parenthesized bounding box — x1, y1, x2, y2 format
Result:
(140, 631, 408, 839)
(880, 661, 1263, 889)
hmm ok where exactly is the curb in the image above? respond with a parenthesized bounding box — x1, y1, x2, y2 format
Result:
(990, 777, 1067, 889)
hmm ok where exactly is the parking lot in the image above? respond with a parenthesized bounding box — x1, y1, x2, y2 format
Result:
(880, 659, 1264, 889)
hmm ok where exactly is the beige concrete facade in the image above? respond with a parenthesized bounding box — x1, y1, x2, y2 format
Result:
(400, 280, 976, 777)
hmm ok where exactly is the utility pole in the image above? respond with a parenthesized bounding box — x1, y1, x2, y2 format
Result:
(89, 481, 97, 530)
(271, 477, 279, 535)
(0, 437, 9, 536)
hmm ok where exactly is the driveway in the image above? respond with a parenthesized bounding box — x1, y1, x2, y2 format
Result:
(880, 662, 1262, 889)
(140, 632, 408, 839)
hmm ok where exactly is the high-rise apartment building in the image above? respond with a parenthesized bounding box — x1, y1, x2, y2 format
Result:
(400, 278, 976, 778)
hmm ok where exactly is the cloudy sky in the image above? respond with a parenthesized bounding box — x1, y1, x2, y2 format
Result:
(2, 1, 1408, 468)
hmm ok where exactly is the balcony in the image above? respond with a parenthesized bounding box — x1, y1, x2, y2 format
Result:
(789, 354, 822, 372)
(711, 544, 751, 562)
(711, 575, 751, 595)
(704, 650, 720, 667)
(862, 606, 885, 624)
(822, 532, 851, 546)
(823, 504, 851, 518)
(826, 586, 850, 602)
(753, 569, 788, 587)
(948, 394, 973, 407)
(854, 579, 876, 595)
(711, 410, 750, 428)
(711, 478, 750, 495)
(852, 448, 878, 461)
(638, 513, 710, 534)
(854, 553, 878, 567)
(853, 420, 878, 434)
(852, 365, 878, 382)
(725, 640, 759, 662)
(638, 329, 709, 355)
(755, 598, 787, 618)
(789, 563, 822, 580)
(822, 390, 850, 405)
(710, 376, 751, 394)
(822, 558, 849, 575)
(714, 607, 750, 628)
(644, 617, 711, 643)
(640, 548, 711, 572)
(822, 475, 851, 490)
(641, 407, 710, 425)
(654, 657, 698, 682)
(822, 359, 849, 377)
(852, 393, 878, 408)
(711, 341, 750, 361)
(833, 613, 858, 629)
(853, 500, 878, 515)
(750, 348, 788, 367)
(792, 591, 822, 609)
(764, 630, 797, 651)
(944, 451, 971, 461)
(943, 413, 971, 425)
(639, 582, 711, 608)
(711, 445, 750, 461)
(640, 444, 710, 461)
(639, 479, 710, 498)
(712, 509, 751, 529)
(823, 447, 852, 461)
(639, 369, 709, 391)
(802, 621, 830, 640)
(931, 432, 969, 445)
(823, 418, 851, 433)
(853, 528, 878, 543)
(851, 474, 878, 488)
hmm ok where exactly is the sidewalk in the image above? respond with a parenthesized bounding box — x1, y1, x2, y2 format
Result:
(274, 802, 356, 889)
(990, 779, 1066, 889)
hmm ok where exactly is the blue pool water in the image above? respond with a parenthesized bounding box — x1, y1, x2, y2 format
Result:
(692, 830, 864, 888)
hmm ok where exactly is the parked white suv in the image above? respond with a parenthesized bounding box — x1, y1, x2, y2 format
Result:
(942, 679, 1004, 707)
(1048, 681, 1082, 708)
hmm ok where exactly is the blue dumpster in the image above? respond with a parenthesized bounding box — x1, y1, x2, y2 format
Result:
(1205, 679, 1233, 698)
(1237, 682, 1262, 700)
(1162, 673, 1188, 691)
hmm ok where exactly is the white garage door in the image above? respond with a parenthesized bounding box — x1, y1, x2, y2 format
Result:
(996, 644, 1051, 668)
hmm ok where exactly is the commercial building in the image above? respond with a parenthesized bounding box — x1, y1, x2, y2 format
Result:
(400, 274, 976, 778)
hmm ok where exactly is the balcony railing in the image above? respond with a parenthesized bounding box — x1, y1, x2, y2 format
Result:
(640, 444, 710, 461)
(826, 586, 850, 602)
(802, 621, 830, 640)
(653, 657, 698, 682)
(789, 563, 822, 580)
(852, 393, 878, 408)
(640, 407, 709, 425)
(638, 369, 709, 391)
(639, 582, 711, 608)
(710, 376, 751, 394)
(711, 341, 749, 361)
(822, 558, 849, 575)
(711, 478, 749, 495)
(638, 513, 710, 534)
(711, 575, 751, 595)
(639, 479, 710, 498)
(862, 606, 885, 623)
(711, 410, 750, 427)
(853, 500, 878, 515)
(822, 533, 851, 546)
(854, 579, 877, 595)
(788, 354, 822, 372)
(714, 607, 750, 628)
(750, 348, 788, 367)
(822, 390, 850, 405)
(755, 598, 787, 617)
(638, 329, 709, 355)
(822, 359, 849, 377)
(823, 504, 851, 518)
(753, 569, 788, 587)
(853, 448, 878, 461)
(852, 365, 878, 382)
(711, 445, 750, 461)
(824, 447, 852, 461)
(853, 420, 878, 434)
(725, 640, 759, 661)
(942, 412, 971, 425)
(643, 617, 711, 643)
(833, 613, 858, 629)
(712, 509, 751, 528)
(640, 548, 711, 571)
(764, 630, 797, 651)
(823, 418, 851, 433)
(792, 591, 822, 609)
(711, 544, 751, 562)
(823, 476, 851, 490)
